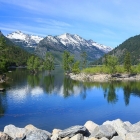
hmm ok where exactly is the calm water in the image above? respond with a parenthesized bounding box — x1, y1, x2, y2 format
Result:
(0, 67, 140, 132)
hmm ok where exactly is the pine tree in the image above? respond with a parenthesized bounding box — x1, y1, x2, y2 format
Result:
(107, 55, 118, 74)
(44, 52, 55, 74)
(124, 51, 131, 73)
(63, 51, 74, 74)
(27, 56, 41, 73)
(72, 61, 80, 74)
(80, 51, 87, 69)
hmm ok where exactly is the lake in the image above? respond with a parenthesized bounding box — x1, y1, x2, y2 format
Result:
(0, 67, 140, 132)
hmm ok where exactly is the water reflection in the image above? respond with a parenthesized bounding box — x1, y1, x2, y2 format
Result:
(1, 68, 140, 119)
(0, 91, 7, 117)
(43, 74, 55, 94)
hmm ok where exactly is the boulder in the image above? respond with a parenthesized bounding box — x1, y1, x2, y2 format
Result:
(90, 124, 116, 139)
(51, 134, 59, 140)
(25, 124, 38, 131)
(100, 137, 109, 140)
(111, 136, 123, 140)
(25, 124, 51, 137)
(129, 121, 140, 133)
(70, 134, 84, 140)
(83, 136, 88, 140)
(62, 137, 70, 140)
(4, 125, 27, 139)
(125, 133, 140, 140)
(52, 129, 62, 135)
(0, 132, 13, 140)
(25, 129, 50, 140)
(58, 125, 87, 138)
(103, 119, 129, 139)
(84, 121, 98, 134)
(124, 122, 132, 128)
(88, 137, 98, 140)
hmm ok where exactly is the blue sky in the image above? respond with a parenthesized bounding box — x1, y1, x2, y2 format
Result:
(0, 0, 140, 48)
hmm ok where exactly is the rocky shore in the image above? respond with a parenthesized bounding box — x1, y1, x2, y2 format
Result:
(1, 119, 140, 140)
(69, 73, 140, 82)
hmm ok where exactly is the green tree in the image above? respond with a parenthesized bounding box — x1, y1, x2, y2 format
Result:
(44, 52, 55, 74)
(0, 36, 7, 73)
(63, 51, 74, 74)
(104, 54, 108, 66)
(33, 57, 40, 72)
(27, 56, 41, 73)
(107, 55, 118, 74)
(124, 51, 131, 73)
(27, 56, 34, 71)
(80, 51, 87, 69)
(72, 61, 80, 74)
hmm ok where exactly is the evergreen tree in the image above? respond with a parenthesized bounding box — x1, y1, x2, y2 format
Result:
(44, 52, 55, 74)
(80, 51, 87, 69)
(27, 56, 41, 73)
(124, 51, 131, 73)
(107, 55, 118, 74)
(63, 51, 74, 74)
(72, 61, 80, 74)
(27, 56, 34, 72)
(0, 36, 7, 73)
(104, 54, 108, 66)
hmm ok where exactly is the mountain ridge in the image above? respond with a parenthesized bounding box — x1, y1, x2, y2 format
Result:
(6, 31, 112, 53)
(36, 32, 112, 62)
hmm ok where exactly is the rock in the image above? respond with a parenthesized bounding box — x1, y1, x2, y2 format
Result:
(70, 134, 84, 140)
(88, 137, 98, 140)
(4, 125, 27, 139)
(84, 136, 88, 140)
(25, 124, 38, 131)
(0, 132, 13, 140)
(111, 136, 123, 140)
(25, 124, 51, 137)
(124, 122, 132, 127)
(51, 134, 59, 140)
(58, 125, 87, 138)
(84, 121, 98, 134)
(129, 121, 140, 133)
(103, 119, 129, 139)
(62, 137, 70, 140)
(52, 129, 62, 135)
(125, 133, 140, 140)
(90, 124, 116, 139)
(25, 129, 50, 140)
(100, 137, 109, 140)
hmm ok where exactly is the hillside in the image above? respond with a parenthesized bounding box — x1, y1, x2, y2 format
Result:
(93, 34, 140, 65)
(0, 31, 31, 68)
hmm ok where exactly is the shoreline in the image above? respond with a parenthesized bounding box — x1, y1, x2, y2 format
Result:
(69, 73, 140, 82)
(0, 119, 140, 140)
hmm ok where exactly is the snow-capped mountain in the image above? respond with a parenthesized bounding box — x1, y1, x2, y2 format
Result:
(6, 31, 112, 61)
(6, 31, 43, 48)
(36, 33, 112, 61)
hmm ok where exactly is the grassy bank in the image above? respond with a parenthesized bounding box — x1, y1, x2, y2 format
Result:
(82, 65, 140, 74)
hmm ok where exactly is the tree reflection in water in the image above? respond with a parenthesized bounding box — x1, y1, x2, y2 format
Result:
(43, 74, 55, 94)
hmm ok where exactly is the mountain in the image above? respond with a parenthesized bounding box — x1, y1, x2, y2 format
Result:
(36, 33, 112, 62)
(0, 31, 32, 67)
(6, 31, 112, 63)
(93, 34, 140, 65)
(6, 31, 43, 53)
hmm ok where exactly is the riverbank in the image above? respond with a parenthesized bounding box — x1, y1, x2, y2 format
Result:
(0, 119, 140, 140)
(69, 73, 140, 82)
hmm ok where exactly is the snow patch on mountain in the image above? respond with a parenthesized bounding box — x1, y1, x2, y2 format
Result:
(6, 31, 43, 48)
